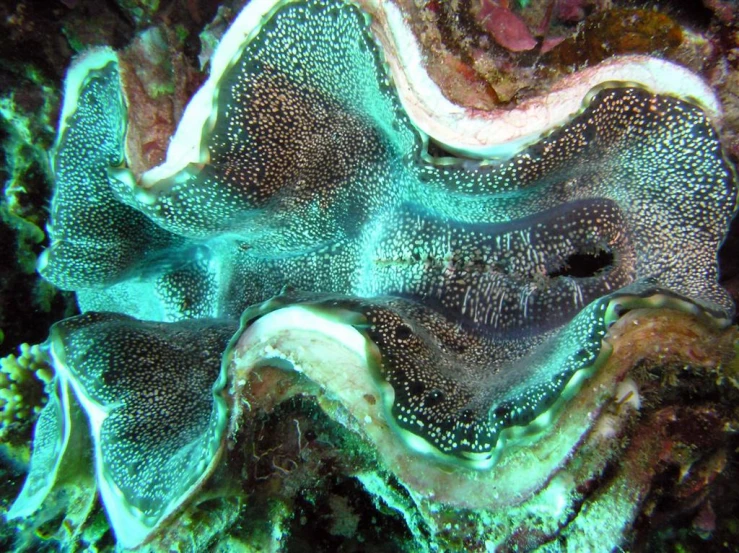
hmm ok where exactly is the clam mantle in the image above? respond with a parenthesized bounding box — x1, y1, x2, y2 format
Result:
(8, 0, 737, 550)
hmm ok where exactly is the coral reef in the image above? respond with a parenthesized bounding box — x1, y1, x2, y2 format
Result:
(0, 64, 71, 357)
(0, 343, 52, 452)
(0, 0, 737, 552)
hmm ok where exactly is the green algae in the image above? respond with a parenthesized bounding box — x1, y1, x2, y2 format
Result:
(0, 68, 56, 275)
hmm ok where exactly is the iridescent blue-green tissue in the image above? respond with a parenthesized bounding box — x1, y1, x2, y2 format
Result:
(1, 0, 739, 552)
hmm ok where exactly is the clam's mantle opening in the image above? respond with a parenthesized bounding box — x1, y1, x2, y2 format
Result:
(6, 0, 739, 550)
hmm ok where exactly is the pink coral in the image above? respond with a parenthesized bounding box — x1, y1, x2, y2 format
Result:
(478, 1, 537, 52)
(556, 0, 588, 22)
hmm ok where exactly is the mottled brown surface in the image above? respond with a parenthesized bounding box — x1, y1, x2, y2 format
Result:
(603, 308, 739, 551)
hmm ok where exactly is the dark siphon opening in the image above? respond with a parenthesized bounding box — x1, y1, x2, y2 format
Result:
(548, 249, 614, 279)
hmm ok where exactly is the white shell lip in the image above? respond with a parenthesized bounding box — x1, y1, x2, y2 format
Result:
(369, 1, 721, 159)
(108, 0, 720, 180)
(389, 54, 722, 160)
